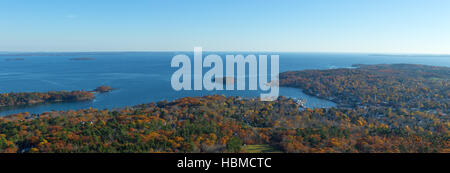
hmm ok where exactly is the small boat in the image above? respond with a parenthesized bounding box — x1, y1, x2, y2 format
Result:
(293, 98, 307, 108)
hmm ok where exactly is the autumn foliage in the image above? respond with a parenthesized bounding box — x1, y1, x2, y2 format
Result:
(0, 95, 448, 153)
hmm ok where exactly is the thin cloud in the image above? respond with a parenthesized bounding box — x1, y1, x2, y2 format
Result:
(65, 14, 78, 19)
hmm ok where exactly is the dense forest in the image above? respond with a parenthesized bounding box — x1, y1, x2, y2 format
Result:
(280, 64, 449, 113)
(0, 95, 447, 153)
(0, 64, 448, 153)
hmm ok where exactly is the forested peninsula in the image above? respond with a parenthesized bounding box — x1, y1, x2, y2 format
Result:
(0, 86, 112, 107)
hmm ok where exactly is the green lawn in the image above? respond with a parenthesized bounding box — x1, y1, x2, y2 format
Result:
(429, 77, 443, 81)
(244, 145, 282, 153)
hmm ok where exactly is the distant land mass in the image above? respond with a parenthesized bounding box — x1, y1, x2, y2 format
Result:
(69, 57, 95, 61)
(368, 54, 450, 57)
(5, 58, 25, 61)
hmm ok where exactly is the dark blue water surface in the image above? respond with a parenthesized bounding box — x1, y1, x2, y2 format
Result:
(0, 52, 449, 116)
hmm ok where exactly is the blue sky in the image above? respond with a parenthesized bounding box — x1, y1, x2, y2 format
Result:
(0, 0, 449, 54)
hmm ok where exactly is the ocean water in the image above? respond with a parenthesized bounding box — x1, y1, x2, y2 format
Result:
(0, 52, 449, 116)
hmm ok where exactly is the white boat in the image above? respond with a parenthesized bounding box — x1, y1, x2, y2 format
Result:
(293, 98, 307, 108)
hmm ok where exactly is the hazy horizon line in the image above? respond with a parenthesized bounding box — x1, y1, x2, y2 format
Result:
(1, 50, 450, 56)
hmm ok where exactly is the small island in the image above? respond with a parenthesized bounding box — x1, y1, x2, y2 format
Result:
(93, 85, 113, 93)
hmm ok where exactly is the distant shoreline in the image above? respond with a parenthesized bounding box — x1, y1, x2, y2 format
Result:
(69, 57, 95, 61)
(1, 51, 449, 57)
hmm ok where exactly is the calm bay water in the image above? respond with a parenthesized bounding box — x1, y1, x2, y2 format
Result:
(0, 52, 449, 116)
